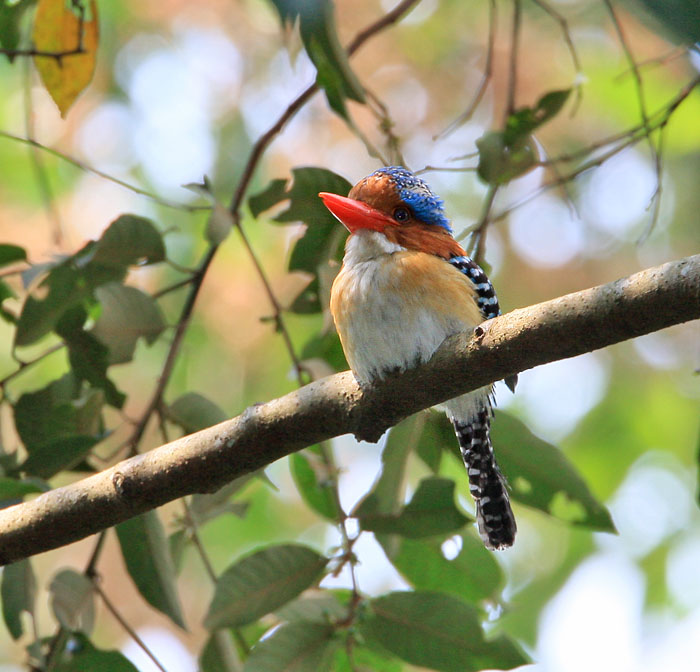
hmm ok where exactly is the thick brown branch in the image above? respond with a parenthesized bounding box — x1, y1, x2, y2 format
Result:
(0, 255, 698, 564)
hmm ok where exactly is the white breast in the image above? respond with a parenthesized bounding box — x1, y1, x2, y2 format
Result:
(332, 232, 468, 384)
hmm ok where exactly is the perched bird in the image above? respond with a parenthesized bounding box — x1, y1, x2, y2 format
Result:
(319, 166, 516, 550)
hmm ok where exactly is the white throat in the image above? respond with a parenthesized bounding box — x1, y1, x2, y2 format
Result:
(344, 230, 405, 267)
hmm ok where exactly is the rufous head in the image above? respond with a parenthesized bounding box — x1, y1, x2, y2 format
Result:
(319, 166, 461, 258)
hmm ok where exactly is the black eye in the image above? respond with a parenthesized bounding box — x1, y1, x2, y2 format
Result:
(393, 207, 410, 223)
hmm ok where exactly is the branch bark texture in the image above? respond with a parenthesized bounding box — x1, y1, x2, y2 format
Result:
(1, 255, 698, 564)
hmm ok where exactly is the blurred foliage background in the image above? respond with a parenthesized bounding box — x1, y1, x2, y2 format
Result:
(0, 0, 699, 670)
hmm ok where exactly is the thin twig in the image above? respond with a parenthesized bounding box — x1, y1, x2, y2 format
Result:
(614, 46, 688, 79)
(493, 74, 700, 223)
(365, 89, 404, 166)
(346, 0, 421, 54)
(181, 499, 217, 584)
(127, 244, 218, 452)
(44, 532, 107, 670)
(92, 581, 169, 672)
(529, 0, 583, 112)
(504, 0, 522, 123)
(416, 164, 477, 174)
(435, 0, 496, 140)
(538, 139, 579, 219)
(152, 276, 196, 300)
(228, 0, 422, 215)
(0, 131, 210, 213)
(0, 343, 64, 390)
(639, 123, 667, 244)
(461, 184, 499, 267)
(603, 0, 661, 233)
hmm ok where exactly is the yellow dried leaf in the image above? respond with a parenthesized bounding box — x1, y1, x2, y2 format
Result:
(32, 0, 99, 118)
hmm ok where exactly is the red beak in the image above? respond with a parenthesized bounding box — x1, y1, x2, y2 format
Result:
(318, 192, 395, 234)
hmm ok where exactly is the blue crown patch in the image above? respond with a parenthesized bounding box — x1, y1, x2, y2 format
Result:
(372, 166, 452, 232)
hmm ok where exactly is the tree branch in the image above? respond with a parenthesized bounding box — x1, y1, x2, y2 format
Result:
(0, 255, 698, 564)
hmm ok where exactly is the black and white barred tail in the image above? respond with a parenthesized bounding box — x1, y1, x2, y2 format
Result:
(452, 409, 516, 550)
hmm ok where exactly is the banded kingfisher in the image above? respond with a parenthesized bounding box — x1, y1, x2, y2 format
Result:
(319, 166, 517, 550)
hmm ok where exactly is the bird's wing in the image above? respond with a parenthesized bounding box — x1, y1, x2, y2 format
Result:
(447, 255, 501, 320)
(448, 255, 517, 392)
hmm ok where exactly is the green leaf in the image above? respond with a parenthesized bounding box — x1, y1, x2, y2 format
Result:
(14, 237, 132, 347)
(290, 276, 322, 314)
(353, 414, 423, 519)
(169, 529, 188, 574)
(0, 476, 48, 502)
(491, 411, 615, 531)
(532, 89, 571, 126)
(21, 435, 101, 479)
(242, 622, 338, 672)
(92, 283, 166, 364)
(503, 89, 571, 146)
(379, 533, 503, 603)
(415, 410, 453, 473)
(276, 590, 350, 624)
(249, 168, 350, 315)
(205, 544, 328, 629)
(332, 644, 403, 672)
(476, 130, 537, 184)
(15, 264, 92, 346)
(0, 278, 17, 323)
(189, 476, 252, 526)
(268, 0, 365, 119)
(477, 89, 570, 185)
(248, 178, 288, 218)
(200, 630, 242, 672)
(0, 243, 27, 267)
(634, 0, 700, 45)
(67, 332, 124, 408)
(57, 306, 125, 408)
(91, 215, 165, 267)
(361, 591, 528, 672)
(291, 447, 341, 521)
(49, 569, 95, 634)
(166, 392, 227, 434)
(1, 559, 36, 640)
(300, 330, 347, 371)
(54, 650, 140, 672)
(14, 375, 101, 448)
(0, 0, 34, 59)
(116, 511, 185, 628)
(14, 377, 106, 478)
(358, 477, 470, 538)
(14, 375, 94, 447)
(253, 168, 351, 268)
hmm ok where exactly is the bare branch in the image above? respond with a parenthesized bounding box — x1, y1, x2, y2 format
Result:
(0, 254, 697, 565)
